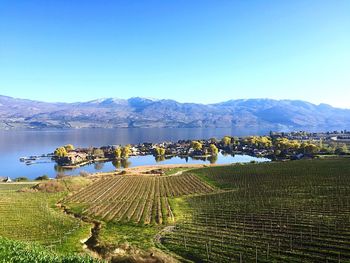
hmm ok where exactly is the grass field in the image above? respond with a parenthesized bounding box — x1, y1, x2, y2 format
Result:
(64, 173, 214, 225)
(0, 182, 93, 255)
(0, 236, 101, 263)
(161, 159, 350, 262)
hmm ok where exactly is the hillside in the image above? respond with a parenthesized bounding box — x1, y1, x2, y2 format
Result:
(1, 95, 349, 130)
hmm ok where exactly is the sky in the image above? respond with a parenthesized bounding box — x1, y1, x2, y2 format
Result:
(0, 0, 349, 108)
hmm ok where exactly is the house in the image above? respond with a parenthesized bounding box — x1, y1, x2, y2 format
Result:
(57, 152, 88, 165)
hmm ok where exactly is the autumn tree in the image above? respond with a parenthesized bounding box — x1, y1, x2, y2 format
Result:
(114, 147, 122, 159)
(155, 147, 166, 156)
(300, 142, 320, 154)
(64, 144, 75, 152)
(209, 144, 219, 156)
(222, 136, 231, 146)
(121, 145, 132, 158)
(191, 141, 203, 151)
(54, 147, 68, 157)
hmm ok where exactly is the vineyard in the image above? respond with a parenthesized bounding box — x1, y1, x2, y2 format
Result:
(65, 173, 214, 224)
(0, 183, 90, 253)
(161, 159, 350, 262)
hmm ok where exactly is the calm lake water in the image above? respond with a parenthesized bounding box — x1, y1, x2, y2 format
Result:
(0, 128, 270, 179)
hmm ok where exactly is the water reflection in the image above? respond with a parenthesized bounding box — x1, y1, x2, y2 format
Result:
(50, 153, 269, 179)
(94, 162, 104, 171)
(111, 159, 131, 169)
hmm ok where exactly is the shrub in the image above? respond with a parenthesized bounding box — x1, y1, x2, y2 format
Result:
(15, 177, 29, 182)
(79, 171, 90, 177)
(35, 175, 49, 181)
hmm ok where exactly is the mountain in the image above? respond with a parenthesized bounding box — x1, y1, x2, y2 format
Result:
(0, 95, 349, 130)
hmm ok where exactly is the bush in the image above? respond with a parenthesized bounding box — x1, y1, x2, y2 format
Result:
(34, 181, 66, 193)
(56, 173, 68, 179)
(79, 171, 90, 177)
(15, 177, 29, 182)
(0, 236, 100, 262)
(35, 175, 49, 181)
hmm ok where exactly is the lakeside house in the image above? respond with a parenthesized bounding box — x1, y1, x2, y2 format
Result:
(57, 152, 88, 166)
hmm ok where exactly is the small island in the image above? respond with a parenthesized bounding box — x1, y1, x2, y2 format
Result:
(51, 130, 349, 169)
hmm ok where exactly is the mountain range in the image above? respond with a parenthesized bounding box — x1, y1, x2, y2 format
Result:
(0, 95, 349, 130)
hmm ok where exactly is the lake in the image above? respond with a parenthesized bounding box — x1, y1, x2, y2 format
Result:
(0, 128, 270, 179)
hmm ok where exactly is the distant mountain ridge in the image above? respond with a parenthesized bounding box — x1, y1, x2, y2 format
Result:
(0, 95, 349, 130)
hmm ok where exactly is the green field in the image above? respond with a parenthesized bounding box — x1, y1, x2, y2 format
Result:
(0, 236, 100, 263)
(0, 181, 98, 262)
(161, 159, 350, 262)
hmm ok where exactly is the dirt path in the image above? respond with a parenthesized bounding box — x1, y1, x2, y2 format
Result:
(89, 163, 233, 178)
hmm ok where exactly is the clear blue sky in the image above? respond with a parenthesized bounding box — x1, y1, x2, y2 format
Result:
(0, 0, 349, 108)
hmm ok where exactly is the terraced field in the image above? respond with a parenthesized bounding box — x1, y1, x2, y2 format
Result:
(161, 159, 350, 262)
(65, 174, 214, 224)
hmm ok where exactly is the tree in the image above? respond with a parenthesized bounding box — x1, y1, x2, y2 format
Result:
(93, 148, 104, 158)
(54, 147, 68, 157)
(64, 144, 74, 152)
(155, 147, 166, 156)
(208, 154, 218, 164)
(274, 138, 301, 152)
(301, 142, 319, 154)
(222, 136, 231, 146)
(209, 138, 218, 144)
(15, 177, 29, 182)
(191, 141, 203, 151)
(121, 145, 132, 158)
(335, 144, 348, 155)
(35, 175, 49, 181)
(245, 136, 272, 148)
(209, 144, 219, 156)
(114, 147, 122, 159)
